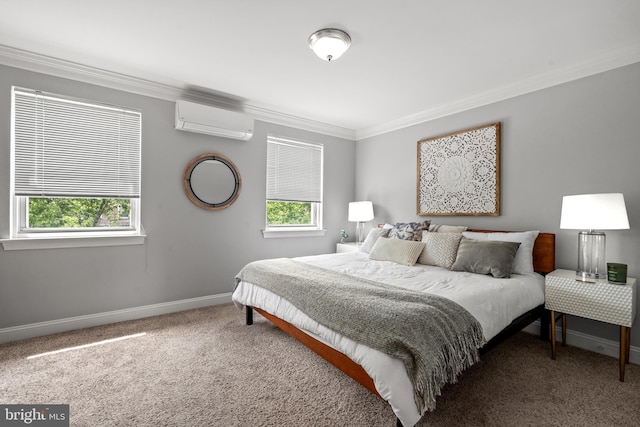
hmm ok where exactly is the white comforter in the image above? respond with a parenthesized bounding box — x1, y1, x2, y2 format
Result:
(232, 252, 544, 427)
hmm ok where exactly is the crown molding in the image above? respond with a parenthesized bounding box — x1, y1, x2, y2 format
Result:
(0, 44, 181, 100)
(355, 44, 640, 140)
(2, 44, 638, 142)
(0, 44, 356, 140)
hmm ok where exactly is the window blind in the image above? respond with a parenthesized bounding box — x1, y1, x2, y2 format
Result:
(12, 88, 141, 198)
(266, 136, 323, 203)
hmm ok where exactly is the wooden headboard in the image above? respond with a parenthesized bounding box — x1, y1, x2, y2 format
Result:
(377, 225, 556, 274)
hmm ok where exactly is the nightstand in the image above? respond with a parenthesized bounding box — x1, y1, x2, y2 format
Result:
(336, 242, 360, 253)
(545, 268, 637, 381)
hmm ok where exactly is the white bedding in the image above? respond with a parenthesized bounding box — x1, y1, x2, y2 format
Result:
(232, 252, 544, 427)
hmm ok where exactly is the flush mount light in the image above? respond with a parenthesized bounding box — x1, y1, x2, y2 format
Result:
(308, 28, 351, 61)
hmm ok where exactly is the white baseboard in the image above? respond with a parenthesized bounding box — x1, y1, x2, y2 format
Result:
(523, 320, 640, 365)
(0, 293, 233, 344)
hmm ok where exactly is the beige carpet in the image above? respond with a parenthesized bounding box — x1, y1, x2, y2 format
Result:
(1, 303, 639, 427)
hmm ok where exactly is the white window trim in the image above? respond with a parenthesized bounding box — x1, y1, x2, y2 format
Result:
(263, 201, 324, 237)
(262, 227, 326, 239)
(2, 196, 145, 250)
(13, 196, 142, 236)
(1, 232, 146, 251)
(5, 87, 145, 250)
(264, 135, 324, 237)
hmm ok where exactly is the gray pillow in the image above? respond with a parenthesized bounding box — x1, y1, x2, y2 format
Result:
(387, 220, 431, 241)
(462, 230, 539, 274)
(451, 237, 521, 278)
(369, 237, 426, 266)
(428, 224, 468, 233)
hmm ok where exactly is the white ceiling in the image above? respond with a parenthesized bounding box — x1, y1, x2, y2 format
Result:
(1, 1, 639, 139)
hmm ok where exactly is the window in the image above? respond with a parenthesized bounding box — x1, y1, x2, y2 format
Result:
(4, 87, 143, 249)
(264, 135, 324, 237)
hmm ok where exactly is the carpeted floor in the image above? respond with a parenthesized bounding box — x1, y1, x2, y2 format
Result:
(1, 303, 639, 426)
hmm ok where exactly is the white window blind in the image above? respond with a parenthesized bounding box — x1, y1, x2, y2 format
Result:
(266, 136, 323, 203)
(12, 88, 141, 198)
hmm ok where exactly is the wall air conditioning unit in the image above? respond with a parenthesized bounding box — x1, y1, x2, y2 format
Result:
(175, 100, 254, 141)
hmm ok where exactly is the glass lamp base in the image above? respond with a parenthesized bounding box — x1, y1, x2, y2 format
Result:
(355, 222, 365, 246)
(576, 270, 606, 281)
(576, 230, 606, 281)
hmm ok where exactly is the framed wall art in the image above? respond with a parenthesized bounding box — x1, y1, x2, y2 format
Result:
(417, 122, 500, 216)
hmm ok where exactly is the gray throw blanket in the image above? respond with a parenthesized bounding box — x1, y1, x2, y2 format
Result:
(235, 258, 486, 415)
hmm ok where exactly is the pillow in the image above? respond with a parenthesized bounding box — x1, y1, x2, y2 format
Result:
(360, 228, 386, 253)
(429, 224, 468, 233)
(462, 231, 540, 274)
(451, 237, 521, 278)
(387, 220, 431, 241)
(418, 232, 463, 269)
(369, 237, 426, 266)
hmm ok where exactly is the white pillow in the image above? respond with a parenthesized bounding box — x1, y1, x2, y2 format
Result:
(369, 237, 425, 266)
(360, 228, 387, 253)
(462, 231, 539, 274)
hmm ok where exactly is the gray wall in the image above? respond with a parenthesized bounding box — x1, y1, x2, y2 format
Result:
(2, 60, 639, 349)
(356, 62, 640, 346)
(0, 65, 356, 328)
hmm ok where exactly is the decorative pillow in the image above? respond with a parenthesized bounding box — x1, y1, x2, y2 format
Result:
(360, 228, 387, 253)
(418, 232, 463, 269)
(387, 220, 431, 241)
(429, 224, 468, 233)
(369, 237, 426, 266)
(451, 237, 521, 278)
(462, 231, 539, 274)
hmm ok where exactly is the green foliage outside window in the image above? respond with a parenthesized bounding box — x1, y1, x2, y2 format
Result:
(266, 201, 312, 225)
(28, 198, 131, 228)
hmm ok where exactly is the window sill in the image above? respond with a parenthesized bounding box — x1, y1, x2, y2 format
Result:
(1, 233, 146, 251)
(262, 228, 326, 239)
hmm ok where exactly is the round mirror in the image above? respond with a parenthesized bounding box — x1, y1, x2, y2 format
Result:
(183, 153, 241, 210)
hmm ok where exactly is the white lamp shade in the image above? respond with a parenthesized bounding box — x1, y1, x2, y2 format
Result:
(308, 29, 351, 61)
(560, 193, 629, 230)
(348, 201, 374, 222)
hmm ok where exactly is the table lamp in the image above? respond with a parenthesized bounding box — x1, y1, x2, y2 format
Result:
(348, 201, 374, 246)
(560, 193, 629, 281)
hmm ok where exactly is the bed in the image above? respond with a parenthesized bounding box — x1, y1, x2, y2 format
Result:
(232, 223, 555, 426)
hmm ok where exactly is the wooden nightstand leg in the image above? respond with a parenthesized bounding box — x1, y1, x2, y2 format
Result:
(561, 314, 567, 347)
(550, 310, 556, 360)
(625, 327, 631, 364)
(619, 326, 628, 382)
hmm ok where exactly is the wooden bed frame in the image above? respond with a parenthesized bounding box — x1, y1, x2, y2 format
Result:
(244, 230, 555, 426)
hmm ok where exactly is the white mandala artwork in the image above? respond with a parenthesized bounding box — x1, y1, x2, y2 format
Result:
(417, 122, 500, 216)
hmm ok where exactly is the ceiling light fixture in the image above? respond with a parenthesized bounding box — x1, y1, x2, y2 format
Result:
(308, 28, 351, 61)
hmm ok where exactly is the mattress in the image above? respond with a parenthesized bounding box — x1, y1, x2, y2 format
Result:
(232, 251, 544, 426)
